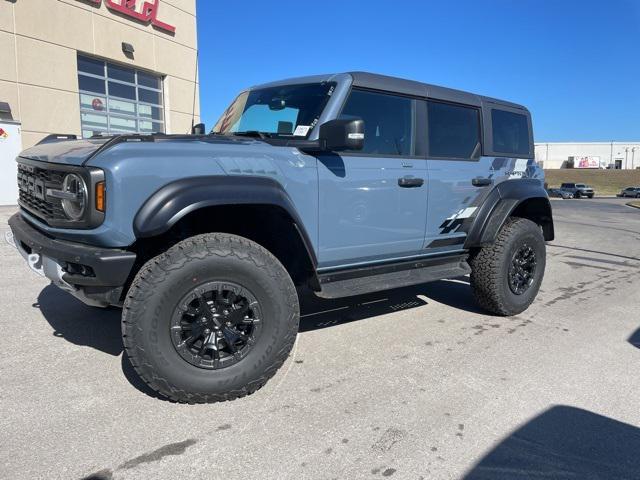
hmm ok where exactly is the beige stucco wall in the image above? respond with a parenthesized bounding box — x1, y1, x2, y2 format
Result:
(0, 0, 199, 149)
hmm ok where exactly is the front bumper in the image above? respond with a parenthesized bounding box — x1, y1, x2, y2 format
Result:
(8, 213, 136, 306)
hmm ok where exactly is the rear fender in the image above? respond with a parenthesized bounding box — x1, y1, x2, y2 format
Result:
(464, 179, 554, 248)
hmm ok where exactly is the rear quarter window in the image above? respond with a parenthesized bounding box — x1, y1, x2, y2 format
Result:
(491, 109, 530, 156)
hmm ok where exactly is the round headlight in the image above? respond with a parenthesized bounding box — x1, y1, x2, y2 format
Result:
(61, 173, 87, 221)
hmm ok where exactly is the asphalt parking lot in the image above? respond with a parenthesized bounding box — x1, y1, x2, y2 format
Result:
(1, 197, 639, 480)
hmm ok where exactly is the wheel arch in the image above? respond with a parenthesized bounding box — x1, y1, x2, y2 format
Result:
(465, 179, 554, 248)
(131, 176, 319, 288)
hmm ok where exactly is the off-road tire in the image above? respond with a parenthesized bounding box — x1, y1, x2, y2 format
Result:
(122, 233, 299, 403)
(469, 217, 546, 316)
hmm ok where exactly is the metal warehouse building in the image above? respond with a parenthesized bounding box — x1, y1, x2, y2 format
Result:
(535, 142, 640, 170)
(0, 0, 199, 204)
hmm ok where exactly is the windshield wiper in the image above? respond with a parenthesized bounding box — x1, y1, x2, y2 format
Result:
(231, 131, 274, 139)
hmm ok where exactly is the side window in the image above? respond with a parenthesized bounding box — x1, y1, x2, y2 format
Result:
(427, 101, 480, 159)
(491, 109, 530, 156)
(341, 90, 413, 156)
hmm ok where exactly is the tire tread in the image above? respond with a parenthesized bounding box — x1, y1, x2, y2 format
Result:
(469, 217, 543, 316)
(121, 233, 299, 404)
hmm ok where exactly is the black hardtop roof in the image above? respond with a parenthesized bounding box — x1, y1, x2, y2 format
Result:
(251, 71, 529, 113)
(348, 71, 528, 111)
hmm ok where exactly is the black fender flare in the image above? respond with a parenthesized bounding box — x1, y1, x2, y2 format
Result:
(464, 179, 554, 248)
(133, 175, 318, 267)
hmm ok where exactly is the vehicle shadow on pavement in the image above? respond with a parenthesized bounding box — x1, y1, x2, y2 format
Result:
(34, 285, 162, 399)
(463, 406, 640, 480)
(627, 328, 640, 349)
(299, 276, 483, 332)
(35, 285, 122, 356)
(35, 276, 480, 398)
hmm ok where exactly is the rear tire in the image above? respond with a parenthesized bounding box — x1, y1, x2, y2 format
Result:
(122, 233, 299, 403)
(469, 218, 546, 316)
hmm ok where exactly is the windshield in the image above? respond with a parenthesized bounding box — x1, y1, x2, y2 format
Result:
(213, 82, 336, 138)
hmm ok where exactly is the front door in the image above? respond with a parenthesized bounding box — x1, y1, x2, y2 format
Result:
(317, 89, 427, 269)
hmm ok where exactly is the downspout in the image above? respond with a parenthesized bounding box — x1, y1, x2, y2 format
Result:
(610, 141, 613, 168)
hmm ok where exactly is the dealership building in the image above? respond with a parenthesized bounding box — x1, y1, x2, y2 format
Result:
(535, 142, 640, 170)
(0, 0, 199, 148)
(0, 0, 198, 204)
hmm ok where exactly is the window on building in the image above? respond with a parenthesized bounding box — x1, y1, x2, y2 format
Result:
(427, 101, 480, 159)
(77, 54, 165, 138)
(491, 109, 530, 156)
(340, 90, 414, 156)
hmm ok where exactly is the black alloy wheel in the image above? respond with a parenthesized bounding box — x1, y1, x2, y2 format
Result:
(508, 244, 537, 295)
(170, 282, 262, 370)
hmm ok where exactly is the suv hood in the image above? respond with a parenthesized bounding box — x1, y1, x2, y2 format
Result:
(18, 135, 269, 167)
(19, 138, 110, 166)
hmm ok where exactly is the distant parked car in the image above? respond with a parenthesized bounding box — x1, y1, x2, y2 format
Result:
(547, 188, 573, 199)
(560, 183, 594, 198)
(619, 187, 640, 198)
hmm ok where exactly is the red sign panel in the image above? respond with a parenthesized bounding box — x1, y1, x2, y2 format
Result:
(80, 0, 176, 34)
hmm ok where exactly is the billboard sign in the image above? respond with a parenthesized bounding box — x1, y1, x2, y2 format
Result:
(575, 156, 601, 169)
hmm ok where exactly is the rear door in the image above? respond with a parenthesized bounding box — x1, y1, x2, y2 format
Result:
(423, 100, 491, 253)
(317, 89, 428, 268)
(423, 101, 535, 253)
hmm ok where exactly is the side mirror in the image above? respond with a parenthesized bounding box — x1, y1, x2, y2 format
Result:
(191, 123, 206, 135)
(319, 118, 364, 151)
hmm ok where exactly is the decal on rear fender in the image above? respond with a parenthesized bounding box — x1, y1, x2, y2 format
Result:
(439, 207, 477, 234)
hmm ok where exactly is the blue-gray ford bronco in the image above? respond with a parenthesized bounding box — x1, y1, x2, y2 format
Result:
(8, 72, 553, 403)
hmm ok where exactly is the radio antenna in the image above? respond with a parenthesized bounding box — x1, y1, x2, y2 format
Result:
(190, 49, 199, 134)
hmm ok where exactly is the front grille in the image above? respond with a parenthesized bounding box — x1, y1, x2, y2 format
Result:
(17, 163, 67, 224)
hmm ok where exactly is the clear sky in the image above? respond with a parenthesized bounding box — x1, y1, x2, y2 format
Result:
(196, 0, 639, 142)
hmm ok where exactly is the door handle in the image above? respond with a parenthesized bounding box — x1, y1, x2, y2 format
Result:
(398, 176, 425, 188)
(472, 177, 492, 187)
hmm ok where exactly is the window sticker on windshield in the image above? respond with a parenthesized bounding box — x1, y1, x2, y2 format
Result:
(293, 125, 311, 136)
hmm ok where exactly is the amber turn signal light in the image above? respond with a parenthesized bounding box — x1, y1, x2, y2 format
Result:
(95, 181, 106, 212)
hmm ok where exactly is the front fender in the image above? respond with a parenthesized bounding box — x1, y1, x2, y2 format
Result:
(133, 175, 318, 266)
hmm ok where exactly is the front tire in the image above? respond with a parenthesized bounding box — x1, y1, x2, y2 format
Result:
(469, 218, 546, 316)
(122, 233, 299, 403)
